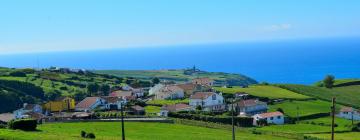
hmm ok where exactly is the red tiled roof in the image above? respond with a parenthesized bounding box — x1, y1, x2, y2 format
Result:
(236, 99, 266, 107)
(192, 78, 213, 85)
(258, 111, 283, 118)
(176, 83, 198, 91)
(110, 90, 133, 97)
(102, 96, 121, 104)
(161, 104, 191, 112)
(340, 107, 359, 113)
(190, 92, 215, 99)
(0, 113, 14, 123)
(75, 97, 100, 109)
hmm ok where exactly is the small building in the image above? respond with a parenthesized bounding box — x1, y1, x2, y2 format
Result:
(337, 107, 360, 121)
(253, 111, 284, 125)
(130, 105, 145, 115)
(102, 96, 126, 110)
(75, 97, 105, 112)
(189, 92, 225, 112)
(160, 103, 192, 117)
(176, 83, 205, 96)
(0, 113, 14, 123)
(43, 97, 76, 112)
(14, 103, 43, 119)
(192, 78, 214, 87)
(131, 88, 145, 98)
(149, 84, 165, 95)
(234, 92, 250, 100)
(229, 99, 268, 116)
(155, 85, 184, 100)
(110, 90, 136, 101)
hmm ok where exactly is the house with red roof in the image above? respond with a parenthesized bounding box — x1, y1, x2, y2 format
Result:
(229, 99, 268, 116)
(154, 85, 184, 100)
(102, 96, 126, 110)
(192, 78, 214, 87)
(75, 97, 105, 112)
(252, 111, 284, 125)
(337, 107, 360, 121)
(189, 92, 225, 111)
(160, 103, 192, 117)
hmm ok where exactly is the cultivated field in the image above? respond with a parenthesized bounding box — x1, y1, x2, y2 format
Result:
(215, 85, 311, 99)
(0, 122, 292, 140)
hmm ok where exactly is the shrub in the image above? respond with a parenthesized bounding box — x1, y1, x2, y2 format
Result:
(0, 124, 7, 129)
(81, 131, 87, 138)
(8, 119, 37, 131)
(9, 71, 27, 77)
(86, 133, 96, 139)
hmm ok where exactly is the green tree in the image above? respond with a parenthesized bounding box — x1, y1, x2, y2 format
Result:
(323, 75, 335, 88)
(152, 77, 160, 85)
(87, 83, 99, 96)
(99, 84, 110, 96)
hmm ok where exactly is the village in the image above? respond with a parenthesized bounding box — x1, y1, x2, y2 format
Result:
(2, 76, 359, 128)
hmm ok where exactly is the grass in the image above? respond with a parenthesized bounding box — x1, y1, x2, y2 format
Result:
(307, 132, 360, 140)
(299, 117, 358, 131)
(214, 85, 311, 99)
(146, 99, 189, 105)
(144, 105, 161, 115)
(269, 100, 341, 117)
(277, 84, 360, 108)
(0, 122, 292, 140)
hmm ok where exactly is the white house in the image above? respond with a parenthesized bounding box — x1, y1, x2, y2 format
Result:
(253, 111, 284, 125)
(149, 84, 165, 95)
(131, 88, 145, 98)
(13, 103, 43, 119)
(122, 84, 134, 91)
(75, 97, 105, 112)
(154, 85, 184, 100)
(189, 92, 225, 111)
(229, 99, 268, 116)
(337, 107, 360, 121)
(102, 96, 127, 110)
(160, 103, 192, 117)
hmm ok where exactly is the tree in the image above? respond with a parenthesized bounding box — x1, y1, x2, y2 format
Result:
(9, 71, 27, 77)
(45, 90, 62, 101)
(152, 77, 160, 85)
(276, 108, 284, 114)
(323, 75, 335, 88)
(87, 83, 99, 96)
(74, 91, 87, 101)
(99, 84, 110, 96)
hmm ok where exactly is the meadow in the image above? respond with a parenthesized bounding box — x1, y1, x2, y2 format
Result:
(214, 85, 311, 100)
(146, 99, 189, 105)
(0, 122, 292, 140)
(269, 100, 339, 117)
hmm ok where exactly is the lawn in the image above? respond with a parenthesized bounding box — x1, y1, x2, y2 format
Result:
(299, 117, 358, 131)
(307, 132, 360, 140)
(146, 99, 189, 105)
(269, 100, 340, 117)
(277, 84, 360, 108)
(144, 105, 161, 115)
(214, 85, 311, 99)
(0, 122, 292, 140)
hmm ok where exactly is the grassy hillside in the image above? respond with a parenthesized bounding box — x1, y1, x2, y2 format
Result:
(276, 84, 360, 108)
(214, 85, 311, 100)
(0, 122, 291, 140)
(95, 69, 258, 86)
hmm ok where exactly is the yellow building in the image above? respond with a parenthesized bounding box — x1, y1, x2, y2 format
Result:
(43, 97, 75, 112)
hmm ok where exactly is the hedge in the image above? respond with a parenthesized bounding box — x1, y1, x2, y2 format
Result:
(168, 112, 253, 127)
(8, 119, 37, 131)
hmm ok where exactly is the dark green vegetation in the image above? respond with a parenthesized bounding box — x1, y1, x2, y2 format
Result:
(0, 67, 150, 113)
(7, 119, 37, 131)
(95, 69, 258, 86)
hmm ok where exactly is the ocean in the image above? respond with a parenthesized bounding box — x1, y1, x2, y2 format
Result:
(1, 37, 360, 84)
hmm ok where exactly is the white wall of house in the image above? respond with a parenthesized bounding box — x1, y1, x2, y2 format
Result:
(149, 84, 164, 95)
(13, 105, 42, 119)
(338, 111, 360, 121)
(253, 114, 284, 125)
(189, 93, 224, 111)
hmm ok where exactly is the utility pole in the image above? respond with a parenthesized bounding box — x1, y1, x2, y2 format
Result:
(331, 97, 336, 140)
(351, 107, 354, 125)
(231, 98, 235, 140)
(121, 102, 125, 140)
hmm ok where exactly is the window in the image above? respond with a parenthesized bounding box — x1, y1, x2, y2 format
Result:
(212, 94, 216, 100)
(277, 116, 281, 119)
(270, 117, 274, 120)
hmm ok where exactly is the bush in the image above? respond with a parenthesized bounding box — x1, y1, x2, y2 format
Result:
(86, 133, 96, 139)
(0, 124, 7, 129)
(8, 119, 37, 131)
(9, 71, 27, 77)
(81, 131, 87, 138)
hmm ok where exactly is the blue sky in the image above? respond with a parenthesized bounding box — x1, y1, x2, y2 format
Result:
(1, 0, 360, 54)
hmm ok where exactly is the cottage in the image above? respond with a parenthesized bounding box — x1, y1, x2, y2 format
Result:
(229, 99, 268, 116)
(110, 90, 136, 100)
(14, 103, 43, 119)
(155, 85, 184, 100)
(102, 96, 126, 110)
(160, 103, 192, 117)
(75, 97, 105, 112)
(131, 88, 145, 98)
(337, 107, 360, 121)
(43, 97, 76, 112)
(149, 84, 165, 95)
(0, 113, 14, 123)
(130, 105, 145, 115)
(253, 111, 284, 125)
(192, 78, 214, 86)
(234, 92, 250, 100)
(176, 83, 206, 96)
(189, 92, 225, 111)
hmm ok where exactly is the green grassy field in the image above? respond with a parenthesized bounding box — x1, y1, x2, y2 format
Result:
(299, 117, 358, 131)
(95, 69, 258, 86)
(277, 84, 360, 108)
(214, 85, 311, 99)
(0, 122, 292, 140)
(144, 105, 161, 115)
(308, 132, 360, 140)
(269, 100, 340, 117)
(146, 99, 189, 105)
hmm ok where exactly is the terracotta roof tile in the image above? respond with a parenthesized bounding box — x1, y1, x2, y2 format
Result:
(161, 104, 191, 112)
(257, 111, 283, 118)
(190, 92, 215, 99)
(75, 97, 101, 109)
